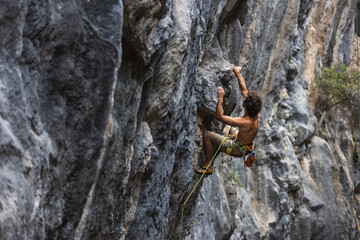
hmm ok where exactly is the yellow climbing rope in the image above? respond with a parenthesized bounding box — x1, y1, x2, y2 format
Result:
(179, 136, 230, 240)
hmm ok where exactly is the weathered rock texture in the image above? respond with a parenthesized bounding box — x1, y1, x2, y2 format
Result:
(0, 0, 359, 239)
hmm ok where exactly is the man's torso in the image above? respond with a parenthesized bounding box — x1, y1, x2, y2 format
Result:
(234, 116, 259, 145)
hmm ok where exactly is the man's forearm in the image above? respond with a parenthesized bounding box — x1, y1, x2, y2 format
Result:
(234, 70, 248, 97)
(216, 98, 224, 120)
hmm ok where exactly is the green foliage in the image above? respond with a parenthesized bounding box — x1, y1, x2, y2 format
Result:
(189, 220, 196, 231)
(231, 171, 244, 188)
(315, 63, 359, 109)
(315, 63, 360, 130)
(280, 110, 286, 120)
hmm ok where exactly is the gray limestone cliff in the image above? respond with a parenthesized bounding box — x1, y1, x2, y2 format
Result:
(0, 0, 360, 239)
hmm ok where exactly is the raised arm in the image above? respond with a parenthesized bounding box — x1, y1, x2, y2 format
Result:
(216, 87, 239, 126)
(233, 66, 248, 98)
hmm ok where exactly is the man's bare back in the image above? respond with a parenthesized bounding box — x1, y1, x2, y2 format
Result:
(235, 116, 259, 145)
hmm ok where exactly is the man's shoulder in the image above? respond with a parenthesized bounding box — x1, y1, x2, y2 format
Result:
(235, 117, 249, 126)
(238, 116, 259, 125)
(238, 116, 255, 121)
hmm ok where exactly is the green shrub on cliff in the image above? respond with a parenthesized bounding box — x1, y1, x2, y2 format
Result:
(315, 63, 359, 131)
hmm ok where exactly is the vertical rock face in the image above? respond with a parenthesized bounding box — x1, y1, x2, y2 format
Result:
(0, 0, 359, 239)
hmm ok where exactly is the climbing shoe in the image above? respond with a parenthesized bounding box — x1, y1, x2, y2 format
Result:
(194, 166, 214, 175)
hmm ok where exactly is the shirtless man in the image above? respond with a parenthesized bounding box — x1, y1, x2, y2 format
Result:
(196, 66, 263, 175)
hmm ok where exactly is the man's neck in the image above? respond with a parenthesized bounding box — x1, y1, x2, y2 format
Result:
(243, 108, 249, 117)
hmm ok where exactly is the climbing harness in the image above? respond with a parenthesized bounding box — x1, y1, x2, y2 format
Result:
(179, 134, 256, 239)
(225, 134, 256, 168)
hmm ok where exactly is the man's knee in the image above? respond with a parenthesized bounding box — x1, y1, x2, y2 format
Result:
(204, 131, 213, 141)
(204, 131, 209, 138)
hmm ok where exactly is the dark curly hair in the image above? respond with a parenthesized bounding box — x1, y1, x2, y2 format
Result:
(244, 90, 263, 117)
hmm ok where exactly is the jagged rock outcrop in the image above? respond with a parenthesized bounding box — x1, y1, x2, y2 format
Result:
(0, 0, 359, 239)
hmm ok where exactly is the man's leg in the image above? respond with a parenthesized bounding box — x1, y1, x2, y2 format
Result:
(196, 131, 228, 175)
(203, 131, 228, 167)
(203, 131, 214, 168)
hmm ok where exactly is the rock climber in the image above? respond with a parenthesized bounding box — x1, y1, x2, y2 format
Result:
(196, 66, 263, 175)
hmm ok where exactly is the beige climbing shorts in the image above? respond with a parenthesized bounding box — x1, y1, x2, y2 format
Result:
(205, 130, 248, 157)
